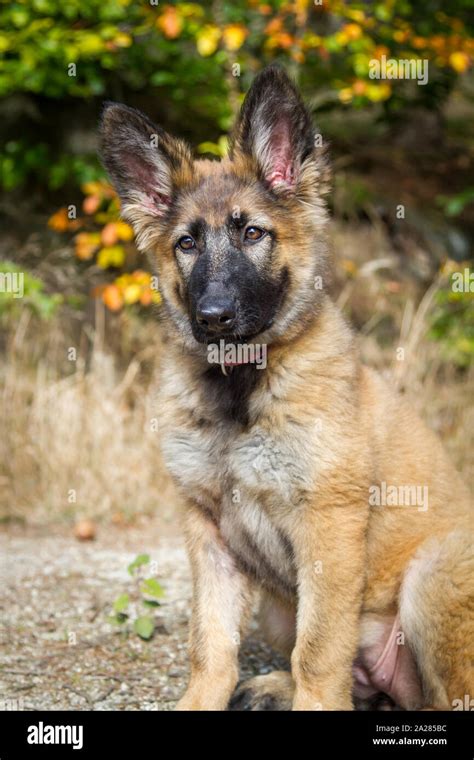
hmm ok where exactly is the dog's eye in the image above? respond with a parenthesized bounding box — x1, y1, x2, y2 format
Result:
(244, 226, 265, 242)
(177, 235, 196, 251)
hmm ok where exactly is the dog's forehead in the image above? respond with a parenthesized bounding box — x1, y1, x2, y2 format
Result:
(174, 160, 265, 228)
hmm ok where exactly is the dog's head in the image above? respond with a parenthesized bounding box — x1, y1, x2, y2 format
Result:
(100, 66, 330, 351)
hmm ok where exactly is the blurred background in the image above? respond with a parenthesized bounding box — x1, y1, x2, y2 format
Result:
(1, 0, 473, 528)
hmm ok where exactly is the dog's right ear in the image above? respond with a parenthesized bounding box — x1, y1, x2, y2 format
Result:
(99, 103, 192, 249)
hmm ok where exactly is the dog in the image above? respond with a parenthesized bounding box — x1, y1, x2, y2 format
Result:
(100, 65, 473, 711)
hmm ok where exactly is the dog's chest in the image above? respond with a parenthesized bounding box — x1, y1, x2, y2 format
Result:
(161, 424, 307, 596)
(162, 420, 311, 503)
(219, 494, 297, 597)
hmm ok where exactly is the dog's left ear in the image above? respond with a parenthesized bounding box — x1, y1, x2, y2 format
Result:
(230, 65, 328, 197)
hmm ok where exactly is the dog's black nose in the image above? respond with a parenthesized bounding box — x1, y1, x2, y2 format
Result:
(196, 297, 236, 333)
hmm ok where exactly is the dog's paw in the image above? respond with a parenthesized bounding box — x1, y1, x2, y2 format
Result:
(228, 672, 294, 711)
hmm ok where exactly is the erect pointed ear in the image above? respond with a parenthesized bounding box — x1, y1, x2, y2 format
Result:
(99, 102, 193, 249)
(230, 66, 329, 197)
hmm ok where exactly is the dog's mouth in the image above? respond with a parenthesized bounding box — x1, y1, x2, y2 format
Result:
(191, 320, 274, 346)
(204, 333, 256, 345)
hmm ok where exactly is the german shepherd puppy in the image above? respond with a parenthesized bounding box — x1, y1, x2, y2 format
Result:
(100, 66, 473, 711)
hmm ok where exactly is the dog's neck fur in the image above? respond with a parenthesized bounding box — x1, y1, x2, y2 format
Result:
(162, 295, 357, 429)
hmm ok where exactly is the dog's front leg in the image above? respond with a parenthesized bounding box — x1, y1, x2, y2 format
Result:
(289, 500, 368, 711)
(176, 503, 254, 711)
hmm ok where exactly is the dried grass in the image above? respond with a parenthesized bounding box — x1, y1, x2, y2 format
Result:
(0, 305, 177, 524)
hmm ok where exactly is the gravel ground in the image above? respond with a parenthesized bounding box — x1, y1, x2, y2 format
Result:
(0, 521, 286, 711)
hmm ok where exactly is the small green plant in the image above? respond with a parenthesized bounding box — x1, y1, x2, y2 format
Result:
(108, 553, 164, 641)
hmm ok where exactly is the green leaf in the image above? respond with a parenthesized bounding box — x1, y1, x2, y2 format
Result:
(141, 578, 164, 598)
(107, 612, 128, 625)
(134, 616, 155, 640)
(127, 553, 150, 576)
(113, 593, 129, 612)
